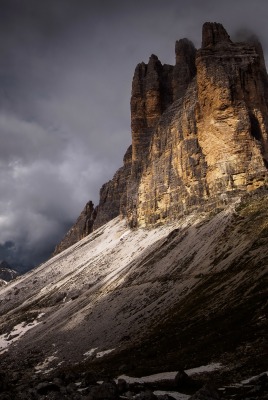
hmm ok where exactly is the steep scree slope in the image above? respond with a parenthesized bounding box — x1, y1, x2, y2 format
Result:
(0, 190, 267, 381)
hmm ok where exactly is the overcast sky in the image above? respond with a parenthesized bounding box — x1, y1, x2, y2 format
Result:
(0, 0, 267, 271)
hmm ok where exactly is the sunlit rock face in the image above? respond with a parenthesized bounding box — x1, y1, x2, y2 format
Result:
(54, 23, 268, 252)
(196, 22, 268, 196)
(127, 23, 268, 227)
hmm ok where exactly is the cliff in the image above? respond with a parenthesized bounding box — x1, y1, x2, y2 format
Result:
(133, 22, 268, 226)
(53, 201, 97, 255)
(54, 22, 268, 254)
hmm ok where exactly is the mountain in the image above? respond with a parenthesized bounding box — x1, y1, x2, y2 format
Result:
(54, 21, 268, 255)
(0, 260, 18, 282)
(0, 22, 267, 399)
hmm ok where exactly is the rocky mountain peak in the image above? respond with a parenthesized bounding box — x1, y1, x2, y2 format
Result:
(175, 38, 196, 64)
(202, 22, 232, 48)
(148, 53, 160, 63)
(54, 22, 268, 254)
(173, 38, 196, 101)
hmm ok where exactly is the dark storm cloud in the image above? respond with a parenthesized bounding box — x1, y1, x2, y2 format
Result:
(0, 0, 267, 271)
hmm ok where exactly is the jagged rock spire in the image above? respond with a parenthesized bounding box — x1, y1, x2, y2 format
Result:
(202, 22, 232, 47)
(173, 38, 196, 100)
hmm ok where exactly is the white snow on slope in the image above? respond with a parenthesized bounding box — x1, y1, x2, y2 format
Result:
(96, 348, 115, 358)
(35, 354, 58, 373)
(84, 347, 115, 358)
(186, 363, 222, 375)
(117, 363, 223, 383)
(0, 313, 45, 354)
(84, 348, 98, 357)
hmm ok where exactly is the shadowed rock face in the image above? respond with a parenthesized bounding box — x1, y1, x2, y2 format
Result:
(54, 22, 268, 253)
(130, 55, 174, 172)
(53, 201, 97, 255)
(173, 38, 197, 101)
(202, 22, 232, 48)
(93, 145, 133, 229)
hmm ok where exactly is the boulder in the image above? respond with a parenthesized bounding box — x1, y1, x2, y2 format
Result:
(189, 384, 220, 399)
(87, 380, 118, 400)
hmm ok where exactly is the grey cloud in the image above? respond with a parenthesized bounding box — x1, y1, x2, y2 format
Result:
(0, 113, 68, 163)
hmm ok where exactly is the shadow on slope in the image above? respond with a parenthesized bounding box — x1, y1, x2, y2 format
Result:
(0, 190, 267, 389)
(79, 190, 268, 382)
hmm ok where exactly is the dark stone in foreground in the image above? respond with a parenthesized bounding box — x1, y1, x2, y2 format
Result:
(87, 380, 118, 400)
(189, 384, 220, 399)
(174, 370, 202, 391)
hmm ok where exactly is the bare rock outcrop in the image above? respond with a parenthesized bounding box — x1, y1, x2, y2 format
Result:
(173, 38, 196, 101)
(53, 200, 97, 255)
(93, 144, 133, 230)
(130, 55, 174, 173)
(0, 261, 18, 282)
(196, 22, 268, 196)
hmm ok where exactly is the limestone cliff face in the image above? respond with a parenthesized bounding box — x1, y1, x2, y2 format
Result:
(128, 23, 268, 227)
(131, 82, 208, 227)
(130, 55, 173, 173)
(196, 22, 268, 196)
(126, 38, 197, 227)
(54, 23, 268, 254)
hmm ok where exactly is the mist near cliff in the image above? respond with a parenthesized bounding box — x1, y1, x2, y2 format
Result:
(0, 0, 267, 271)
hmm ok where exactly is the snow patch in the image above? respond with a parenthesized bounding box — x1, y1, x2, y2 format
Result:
(84, 347, 98, 357)
(96, 348, 115, 358)
(35, 355, 58, 373)
(117, 363, 223, 383)
(0, 314, 44, 354)
(186, 362, 222, 375)
(84, 347, 115, 358)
